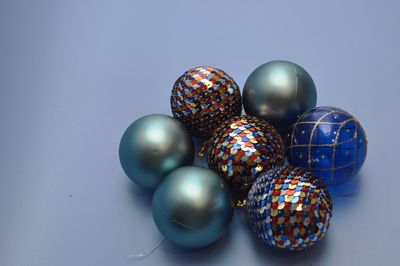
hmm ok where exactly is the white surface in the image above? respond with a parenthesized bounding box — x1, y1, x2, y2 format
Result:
(0, 1, 398, 265)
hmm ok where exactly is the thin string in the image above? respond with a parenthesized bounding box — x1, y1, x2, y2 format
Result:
(236, 199, 247, 208)
(126, 237, 166, 260)
(198, 139, 210, 157)
(304, 247, 310, 258)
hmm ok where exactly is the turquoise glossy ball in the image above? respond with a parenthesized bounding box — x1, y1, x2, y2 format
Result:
(119, 114, 194, 189)
(243, 60, 317, 134)
(152, 166, 234, 248)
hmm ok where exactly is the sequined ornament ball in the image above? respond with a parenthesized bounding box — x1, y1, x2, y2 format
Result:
(207, 115, 285, 201)
(171, 66, 242, 138)
(245, 166, 333, 251)
(286, 106, 367, 185)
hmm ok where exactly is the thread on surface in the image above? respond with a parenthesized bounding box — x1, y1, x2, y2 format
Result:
(127, 238, 166, 260)
(198, 139, 210, 157)
(236, 199, 247, 208)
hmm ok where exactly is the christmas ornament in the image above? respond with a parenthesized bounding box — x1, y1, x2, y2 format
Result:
(286, 106, 367, 185)
(243, 60, 317, 134)
(119, 114, 194, 189)
(245, 166, 333, 251)
(207, 115, 285, 201)
(171, 66, 242, 138)
(152, 166, 234, 248)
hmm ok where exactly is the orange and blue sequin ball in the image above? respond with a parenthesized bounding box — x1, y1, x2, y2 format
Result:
(170, 66, 242, 138)
(286, 106, 367, 185)
(245, 166, 333, 251)
(207, 115, 285, 200)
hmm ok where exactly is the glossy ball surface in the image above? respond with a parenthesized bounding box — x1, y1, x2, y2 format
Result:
(245, 166, 333, 251)
(171, 66, 242, 138)
(152, 166, 234, 248)
(207, 115, 285, 200)
(119, 114, 194, 189)
(286, 107, 367, 185)
(243, 60, 317, 134)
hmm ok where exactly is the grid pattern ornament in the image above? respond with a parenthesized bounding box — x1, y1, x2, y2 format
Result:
(171, 66, 242, 138)
(286, 106, 367, 185)
(245, 166, 333, 251)
(207, 115, 285, 200)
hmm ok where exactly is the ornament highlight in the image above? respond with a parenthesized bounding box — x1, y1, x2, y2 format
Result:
(245, 166, 333, 251)
(119, 114, 194, 189)
(243, 60, 317, 134)
(171, 66, 242, 138)
(207, 115, 285, 201)
(286, 106, 367, 185)
(152, 166, 234, 248)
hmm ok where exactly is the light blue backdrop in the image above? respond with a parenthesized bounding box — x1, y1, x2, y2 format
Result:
(0, 1, 398, 265)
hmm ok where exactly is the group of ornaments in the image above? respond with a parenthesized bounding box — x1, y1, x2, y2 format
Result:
(119, 61, 367, 251)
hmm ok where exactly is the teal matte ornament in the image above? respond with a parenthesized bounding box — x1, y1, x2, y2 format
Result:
(243, 60, 317, 134)
(119, 114, 194, 189)
(152, 166, 234, 248)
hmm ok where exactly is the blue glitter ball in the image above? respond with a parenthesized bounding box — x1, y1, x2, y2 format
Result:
(245, 166, 333, 251)
(286, 107, 367, 185)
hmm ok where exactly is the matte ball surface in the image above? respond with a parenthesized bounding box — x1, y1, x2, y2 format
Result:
(286, 106, 367, 185)
(207, 115, 285, 201)
(171, 66, 242, 138)
(243, 60, 317, 134)
(245, 166, 333, 251)
(152, 166, 234, 248)
(119, 114, 194, 189)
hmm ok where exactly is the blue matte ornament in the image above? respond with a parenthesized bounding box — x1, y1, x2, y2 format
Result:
(152, 166, 234, 248)
(119, 114, 194, 189)
(286, 106, 367, 185)
(243, 60, 317, 135)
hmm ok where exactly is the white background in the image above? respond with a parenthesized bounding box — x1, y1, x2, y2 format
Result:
(0, 1, 397, 265)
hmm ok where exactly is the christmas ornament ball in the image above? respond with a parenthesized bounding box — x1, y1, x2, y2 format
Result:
(243, 60, 317, 134)
(286, 106, 367, 185)
(207, 115, 285, 201)
(171, 66, 242, 138)
(245, 166, 333, 251)
(119, 114, 194, 189)
(152, 166, 234, 248)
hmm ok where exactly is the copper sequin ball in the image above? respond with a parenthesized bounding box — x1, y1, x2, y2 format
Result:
(245, 166, 333, 251)
(207, 115, 285, 200)
(171, 66, 242, 138)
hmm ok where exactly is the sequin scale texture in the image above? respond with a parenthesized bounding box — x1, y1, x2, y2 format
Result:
(286, 106, 367, 185)
(245, 166, 333, 251)
(170, 66, 242, 138)
(207, 115, 285, 200)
